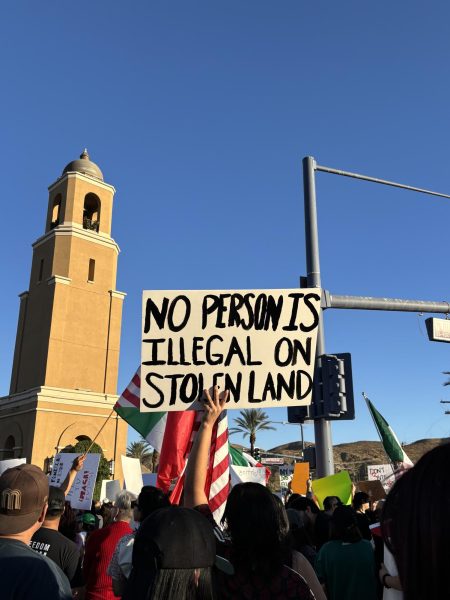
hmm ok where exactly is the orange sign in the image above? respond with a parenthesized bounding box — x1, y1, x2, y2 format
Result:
(291, 462, 310, 494)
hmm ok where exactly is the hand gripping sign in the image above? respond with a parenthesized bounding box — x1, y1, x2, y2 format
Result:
(49, 453, 100, 510)
(141, 289, 321, 412)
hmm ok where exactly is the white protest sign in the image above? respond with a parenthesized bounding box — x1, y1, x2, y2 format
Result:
(231, 465, 267, 487)
(100, 480, 108, 502)
(367, 463, 395, 492)
(279, 465, 294, 491)
(49, 453, 100, 510)
(0, 458, 26, 476)
(106, 479, 121, 502)
(100, 479, 121, 502)
(121, 456, 143, 496)
(141, 289, 321, 412)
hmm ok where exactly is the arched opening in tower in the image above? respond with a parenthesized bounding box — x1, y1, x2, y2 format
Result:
(83, 193, 101, 232)
(50, 194, 62, 229)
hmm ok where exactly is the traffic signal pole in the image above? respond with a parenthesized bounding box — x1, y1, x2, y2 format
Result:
(301, 156, 450, 478)
(303, 156, 334, 476)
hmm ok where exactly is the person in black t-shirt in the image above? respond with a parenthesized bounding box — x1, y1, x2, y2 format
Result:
(31, 486, 83, 588)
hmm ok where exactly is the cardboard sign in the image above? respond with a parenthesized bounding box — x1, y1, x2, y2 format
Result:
(49, 453, 100, 510)
(291, 462, 310, 495)
(121, 456, 143, 496)
(0, 458, 26, 476)
(313, 470, 353, 509)
(357, 480, 386, 502)
(230, 465, 267, 486)
(141, 289, 321, 412)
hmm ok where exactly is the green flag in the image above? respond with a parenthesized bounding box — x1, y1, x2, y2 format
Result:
(364, 396, 413, 468)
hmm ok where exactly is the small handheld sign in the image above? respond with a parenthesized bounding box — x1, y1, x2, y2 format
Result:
(141, 289, 321, 412)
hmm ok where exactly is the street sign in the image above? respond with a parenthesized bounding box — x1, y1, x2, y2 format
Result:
(260, 456, 284, 465)
(425, 318, 450, 343)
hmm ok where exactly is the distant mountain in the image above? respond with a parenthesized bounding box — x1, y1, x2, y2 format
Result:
(268, 438, 448, 480)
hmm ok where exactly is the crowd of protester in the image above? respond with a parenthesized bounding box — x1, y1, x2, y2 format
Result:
(0, 385, 448, 598)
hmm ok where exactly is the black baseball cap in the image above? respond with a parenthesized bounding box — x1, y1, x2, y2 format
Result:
(47, 486, 66, 516)
(139, 506, 216, 569)
(128, 506, 232, 598)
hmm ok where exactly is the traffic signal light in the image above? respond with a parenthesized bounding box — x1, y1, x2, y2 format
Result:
(318, 353, 354, 419)
(287, 404, 314, 423)
(287, 353, 354, 422)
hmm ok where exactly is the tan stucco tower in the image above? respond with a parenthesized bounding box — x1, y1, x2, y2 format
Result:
(0, 150, 127, 481)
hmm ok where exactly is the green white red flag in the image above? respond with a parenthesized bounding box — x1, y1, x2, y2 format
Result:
(114, 368, 167, 452)
(114, 368, 230, 522)
(364, 394, 413, 470)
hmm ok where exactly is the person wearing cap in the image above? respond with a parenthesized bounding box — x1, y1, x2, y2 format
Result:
(30, 486, 83, 590)
(83, 490, 134, 600)
(124, 505, 218, 600)
(0, 463, 72, 599)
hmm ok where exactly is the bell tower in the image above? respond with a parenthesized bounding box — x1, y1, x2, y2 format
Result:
(0, 151, 127, 480)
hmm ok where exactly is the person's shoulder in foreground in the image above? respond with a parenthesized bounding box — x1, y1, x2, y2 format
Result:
(0, 463, 72, 599)
(0, 538, 73, 598)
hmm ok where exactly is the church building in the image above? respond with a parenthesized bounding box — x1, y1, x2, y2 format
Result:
(0, 150, 127, 480)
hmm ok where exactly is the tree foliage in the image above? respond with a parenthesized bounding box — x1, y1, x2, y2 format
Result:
(126, 439, 154, 470)
(230, 409, 275, 457)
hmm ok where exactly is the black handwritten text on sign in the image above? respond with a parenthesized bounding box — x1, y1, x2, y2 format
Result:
(141, 289, 321, 412)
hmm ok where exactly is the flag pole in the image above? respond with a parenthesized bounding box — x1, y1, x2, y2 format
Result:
(362, 392, 396, 473)
(86, 407, 116, 454)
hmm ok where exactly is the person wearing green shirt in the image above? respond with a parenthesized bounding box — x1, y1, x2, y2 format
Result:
(315, 505, 377, 600)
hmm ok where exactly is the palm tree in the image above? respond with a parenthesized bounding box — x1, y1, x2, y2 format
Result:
(126, 439, 153, 470)
(230, 409, 275, 457)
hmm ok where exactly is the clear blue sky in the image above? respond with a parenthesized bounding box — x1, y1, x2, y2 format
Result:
(1, 2, 450, 453)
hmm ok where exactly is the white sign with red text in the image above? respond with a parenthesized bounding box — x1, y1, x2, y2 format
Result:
(49, 453, 100, 510)
(367, 463, 395, 492)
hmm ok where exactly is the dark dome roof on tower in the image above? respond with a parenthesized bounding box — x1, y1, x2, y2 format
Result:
(62, 149, 104, 180)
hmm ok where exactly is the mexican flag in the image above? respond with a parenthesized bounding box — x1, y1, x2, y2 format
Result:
(364, 394, 413, 470)
(229, 445, 271, 482)
(115, 368, 230, 520)
(114, 369, 167, 452)
(114, 368, 196, 490)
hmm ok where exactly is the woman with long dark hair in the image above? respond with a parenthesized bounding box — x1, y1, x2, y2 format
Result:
(124, 506, 217, 600)
(184, 386, 324, 600)
(381, 442, 450, 599)
(315, 505, 377, 600)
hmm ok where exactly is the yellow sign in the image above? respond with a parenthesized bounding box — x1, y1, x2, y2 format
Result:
(313, 470, 352, 509)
